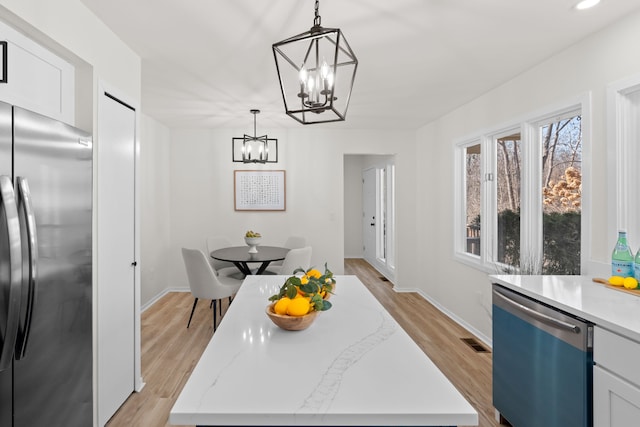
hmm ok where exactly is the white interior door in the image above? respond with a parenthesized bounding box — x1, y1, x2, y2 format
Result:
(97, 91, 136, 426)
(363, 168, 377, 262)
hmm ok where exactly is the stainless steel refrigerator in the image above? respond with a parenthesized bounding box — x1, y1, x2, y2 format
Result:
(0, 101, 93, 426)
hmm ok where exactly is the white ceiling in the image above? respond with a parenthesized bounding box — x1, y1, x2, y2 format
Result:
(81, 0, 640, 130)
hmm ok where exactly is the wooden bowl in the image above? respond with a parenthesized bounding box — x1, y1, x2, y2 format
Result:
(265, 303, 319, 331)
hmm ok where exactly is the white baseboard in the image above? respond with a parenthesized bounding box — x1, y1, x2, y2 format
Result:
(394, 286, 492, 348)
(141, 287, 190, 313)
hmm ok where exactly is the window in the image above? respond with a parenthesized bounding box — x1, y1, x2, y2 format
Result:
(464, 143, 481, 256)
(540, 115, 582, 274)
(455, 106, 583, 275)
(495, 132, 522, 268)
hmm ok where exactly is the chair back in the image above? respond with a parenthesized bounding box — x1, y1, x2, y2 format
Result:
(182, 248, 238, 300)
(284, 236, 306, 249)
(206, 236, 235, 270)
(279, 246, 312, 275)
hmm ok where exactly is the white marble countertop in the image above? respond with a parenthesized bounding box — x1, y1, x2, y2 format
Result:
(489, 275, 640, 342)
(170, 275, 478, 426)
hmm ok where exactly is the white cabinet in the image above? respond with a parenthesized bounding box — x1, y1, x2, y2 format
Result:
(593, 326, 640, 427)
(0, 19, 74, 124)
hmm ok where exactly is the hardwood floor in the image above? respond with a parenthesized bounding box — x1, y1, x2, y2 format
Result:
(106, 259, 498, 427)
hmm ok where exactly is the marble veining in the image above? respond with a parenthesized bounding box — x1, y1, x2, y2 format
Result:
(299, 311, 397, 414)
(197, 349, 244, 412)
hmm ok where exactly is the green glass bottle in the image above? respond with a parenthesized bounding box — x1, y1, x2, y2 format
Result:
(612, 230, 633, 277)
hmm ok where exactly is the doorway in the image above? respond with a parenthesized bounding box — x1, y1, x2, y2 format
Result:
(344, 155, 395, 281)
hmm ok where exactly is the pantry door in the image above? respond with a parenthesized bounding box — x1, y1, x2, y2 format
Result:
(97, 89, 137, 426)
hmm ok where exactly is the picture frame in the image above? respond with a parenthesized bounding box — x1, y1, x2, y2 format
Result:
(234, 170, 286, 211)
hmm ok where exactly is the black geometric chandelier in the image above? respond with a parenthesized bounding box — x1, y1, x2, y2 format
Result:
(272, 0, 358, 125)
(232, 109, 278, 163)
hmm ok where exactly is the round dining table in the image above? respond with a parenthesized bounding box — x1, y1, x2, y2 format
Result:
(210, 245, 289, 276)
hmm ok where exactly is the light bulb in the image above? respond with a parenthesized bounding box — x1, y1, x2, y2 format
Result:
(321, 60, 330, 79)
(299, 67, 308, 83)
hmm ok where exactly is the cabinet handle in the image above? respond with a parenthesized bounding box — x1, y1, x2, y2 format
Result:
(0, 41, 6, 83)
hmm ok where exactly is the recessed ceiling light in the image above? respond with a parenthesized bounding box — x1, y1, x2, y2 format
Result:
(575, 0, 601, 10)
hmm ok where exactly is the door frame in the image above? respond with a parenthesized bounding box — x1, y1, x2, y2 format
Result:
(362, 159, 396, 281)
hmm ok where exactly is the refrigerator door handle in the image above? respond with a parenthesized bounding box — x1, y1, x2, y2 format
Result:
(0, 175, 22, 371)
(15, 177, 37, 359)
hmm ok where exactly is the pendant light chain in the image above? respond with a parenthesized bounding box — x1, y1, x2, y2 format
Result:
(313, 0, 321, 27)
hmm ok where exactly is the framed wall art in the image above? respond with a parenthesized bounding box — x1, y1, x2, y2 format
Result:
(234, 170, 286, 211)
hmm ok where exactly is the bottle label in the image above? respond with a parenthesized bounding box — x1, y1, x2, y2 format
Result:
(612, 260, 633, 277)
(635, 263, 640, 281)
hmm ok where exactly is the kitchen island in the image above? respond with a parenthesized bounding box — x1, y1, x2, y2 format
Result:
(170, 275, 478, 426)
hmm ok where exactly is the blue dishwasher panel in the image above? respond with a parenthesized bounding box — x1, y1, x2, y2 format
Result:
(493, 292, 593, 427)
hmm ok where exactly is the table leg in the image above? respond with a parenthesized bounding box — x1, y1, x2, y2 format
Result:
(255, 261, 272, 275)
(233, 262, 252, 276)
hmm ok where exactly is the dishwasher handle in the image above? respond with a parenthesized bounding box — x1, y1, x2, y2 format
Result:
(493, 289, 581, 334)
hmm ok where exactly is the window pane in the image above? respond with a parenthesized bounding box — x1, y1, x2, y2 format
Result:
(541, 115, 582, 274)
(465, 144, 481, 256)
(496, 134, 521, 268)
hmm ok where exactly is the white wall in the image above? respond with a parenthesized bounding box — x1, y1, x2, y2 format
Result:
(167, 127, 415, 291)
(344, 155, 364, 258)
(411, 9, 640, 343)
(140, 114, 171, 307)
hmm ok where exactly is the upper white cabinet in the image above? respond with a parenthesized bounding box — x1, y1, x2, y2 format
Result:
(0, 19, 74, 124)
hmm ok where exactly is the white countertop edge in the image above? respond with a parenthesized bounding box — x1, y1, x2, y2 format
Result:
(489, 275, 640, 343)
(169, 411, 479, 426)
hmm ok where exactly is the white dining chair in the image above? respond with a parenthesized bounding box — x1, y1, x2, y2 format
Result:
(267, 236, 307, 270)
(182, 248, 243, 330)
(266, 246, 312, 275)
(206, 236, 244, 278)
(283, 236, 306, 249)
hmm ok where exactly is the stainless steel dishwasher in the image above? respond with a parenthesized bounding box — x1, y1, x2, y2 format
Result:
(492, 284, 593, 427)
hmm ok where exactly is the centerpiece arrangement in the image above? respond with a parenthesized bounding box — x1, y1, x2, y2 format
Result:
(266, 264, 336, 331)
(244, 230, 262, 253)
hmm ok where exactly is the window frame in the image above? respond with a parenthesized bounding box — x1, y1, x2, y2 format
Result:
(453, 95, 591, 274)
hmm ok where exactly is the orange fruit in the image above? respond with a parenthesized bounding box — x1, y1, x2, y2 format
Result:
(287, 297, 310, 316)
(274, 297, 291, 315)
(623, 277, 639, 290)
(306, 269, 322, 279)
(609, 276, 624, 286)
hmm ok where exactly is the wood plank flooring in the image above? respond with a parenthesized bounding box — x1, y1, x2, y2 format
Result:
(106, 259, 498, 427)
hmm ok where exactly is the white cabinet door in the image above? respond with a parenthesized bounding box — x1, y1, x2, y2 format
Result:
(0, 20, 74, 124)
(97, 91, 136, 426)
(594, 366, 640, 427)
